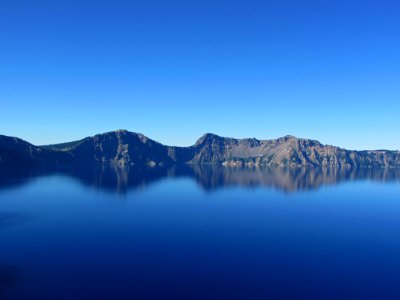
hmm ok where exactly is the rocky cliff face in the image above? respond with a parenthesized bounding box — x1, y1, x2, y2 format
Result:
(49, 130, 175, 167)
(1, 130, 399, 168)
(188, 133, 400, 167)
(194, 134, 400, 167)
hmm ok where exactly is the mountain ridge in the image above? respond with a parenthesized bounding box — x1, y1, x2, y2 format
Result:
(1, 130, 399, 168)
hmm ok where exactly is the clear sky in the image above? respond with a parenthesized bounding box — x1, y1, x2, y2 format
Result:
(1, 0, 399, 150)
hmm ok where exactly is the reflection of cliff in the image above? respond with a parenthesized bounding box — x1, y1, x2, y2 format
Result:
(0, 166, 170, 195)
(67, 166, 171, 194)
(1, 166, 400, 195)
(188, 166, 400, 192)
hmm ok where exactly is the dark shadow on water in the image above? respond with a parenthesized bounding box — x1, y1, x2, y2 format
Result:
(0, 264, 20, 298)
(1, 165, 400, 195)
(0, 168, 39, 191)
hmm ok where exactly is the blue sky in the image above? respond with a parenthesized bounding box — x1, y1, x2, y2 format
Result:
(1, 0, 399, 150)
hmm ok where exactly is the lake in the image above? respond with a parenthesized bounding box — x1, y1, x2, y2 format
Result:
(1, 166, 400, 300)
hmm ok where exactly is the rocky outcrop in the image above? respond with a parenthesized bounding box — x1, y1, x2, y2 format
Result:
(1, 130, 399, 168)
(43, 130, 174, 167)
(190, 134, 400, 167)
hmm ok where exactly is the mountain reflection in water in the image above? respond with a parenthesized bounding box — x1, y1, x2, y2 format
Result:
(1, 165, 399, 194)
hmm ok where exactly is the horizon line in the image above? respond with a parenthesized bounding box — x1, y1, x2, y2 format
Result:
(1, 129, 399, 152)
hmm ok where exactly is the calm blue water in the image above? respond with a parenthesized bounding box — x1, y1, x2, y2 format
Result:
(1, 166, 400, 300)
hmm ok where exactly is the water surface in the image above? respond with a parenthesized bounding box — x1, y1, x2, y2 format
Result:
(1, 166, 400, 300)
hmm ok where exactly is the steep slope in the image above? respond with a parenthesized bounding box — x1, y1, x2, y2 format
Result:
(62, 130, 174, 166)
(0, 135, 70, 167)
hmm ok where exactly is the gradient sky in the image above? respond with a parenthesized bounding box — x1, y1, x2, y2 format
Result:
(1, 0, 399, 150)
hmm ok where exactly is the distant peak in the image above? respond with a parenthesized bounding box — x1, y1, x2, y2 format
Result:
(201, 133, 220, 138)
(98, 129, 135, 136)
(274, 135, 299, 142)
(195, 133, 221, 146)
